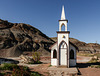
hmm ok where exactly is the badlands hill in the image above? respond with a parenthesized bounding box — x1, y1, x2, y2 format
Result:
(0, 19, 54, 57)
(0, 19, 100, 57)
(51, 37, 100, 53)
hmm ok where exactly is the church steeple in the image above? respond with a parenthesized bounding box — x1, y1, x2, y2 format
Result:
(59, 5, 68, 31)
(51, 5, 76, 69)
(61, 5, 66, 20)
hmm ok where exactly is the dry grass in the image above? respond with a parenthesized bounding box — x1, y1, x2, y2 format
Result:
(77, 52, 100, 58)
(77, 52, 94, 57)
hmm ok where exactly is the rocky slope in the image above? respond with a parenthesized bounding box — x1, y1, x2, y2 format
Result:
(0, 19, 100, 57)
(51, 37, 100, 53)
(0, 19, 54, 57)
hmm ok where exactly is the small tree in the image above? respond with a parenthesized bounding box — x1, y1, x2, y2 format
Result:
(32, 50, 41, 63)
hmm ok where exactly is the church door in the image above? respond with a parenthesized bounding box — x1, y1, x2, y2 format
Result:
(59, 41, 67, 65)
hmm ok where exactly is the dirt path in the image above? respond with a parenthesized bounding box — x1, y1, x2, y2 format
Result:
(79, 68, 100, 76)
(77, 56, 100, 76)
(29, 63, 50, 76)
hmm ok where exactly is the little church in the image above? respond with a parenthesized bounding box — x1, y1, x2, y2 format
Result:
(50, 6, 78, 68)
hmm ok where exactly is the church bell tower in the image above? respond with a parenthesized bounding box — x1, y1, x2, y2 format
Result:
(57, 6, 70, 67)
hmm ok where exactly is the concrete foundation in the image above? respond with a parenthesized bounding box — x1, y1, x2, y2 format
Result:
(48, 67, 78, 76)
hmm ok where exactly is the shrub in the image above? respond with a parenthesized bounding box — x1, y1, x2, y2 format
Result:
(23, 66, 30, 71)
(34, 61, 42, 64)
(12, 66, 30, 76)
(90, 65, 95, 68)
(48, 65, 52, 67)
(1, 63, 18, 70)
(30, 72, 41, 76)
(90, 65, 100, 68)
(0, 63, 42, 76)
(95, 65, 100, 68)
(0, 66, 2, 70)
(28, 60, 42, 64)
(12, 66, 41, 76)
(87, 58, 98, 63)
(32, 50, 41, 63)
(0, 73, 6, 76)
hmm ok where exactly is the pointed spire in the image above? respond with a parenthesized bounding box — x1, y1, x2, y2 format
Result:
(61, 5, 66, 20)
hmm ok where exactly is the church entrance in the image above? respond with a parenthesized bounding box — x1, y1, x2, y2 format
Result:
(59, 41, 68, 66)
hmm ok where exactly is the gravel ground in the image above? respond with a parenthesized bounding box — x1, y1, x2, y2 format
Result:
(29, 63, 50, 76)
(79, 68, 100, 76)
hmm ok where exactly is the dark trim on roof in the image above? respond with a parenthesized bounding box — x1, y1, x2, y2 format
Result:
(59, 20, 68, 22)
(69, 41, 78, 50)
(56, 31, 70, 33)
(49, 42, 57, 49)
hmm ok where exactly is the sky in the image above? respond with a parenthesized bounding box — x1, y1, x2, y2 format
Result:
(0, 0, 100, 44)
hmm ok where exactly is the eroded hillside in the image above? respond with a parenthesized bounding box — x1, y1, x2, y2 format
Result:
(0, 19, 54, 57)
(51, 37, 100, 53)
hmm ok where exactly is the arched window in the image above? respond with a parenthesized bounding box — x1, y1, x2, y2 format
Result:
(70, 49, 74, 59)
(61, 25, 65, 31)
(53, 49, 57, 58)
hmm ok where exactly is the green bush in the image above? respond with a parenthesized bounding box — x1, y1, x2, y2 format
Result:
(87, 58, 98, 63)
(0, 73, 6, 76)
(33, 61, 42, 64)
(30, 72, 41, 76)
(32, 50, 41, 63)
(1, 63, 18, 70)
(23, 66, 30, 71)
(90, 65, 95, 68)
(48, 65, 52, 67)
(28, 61, 42, 64)
(0, 63, 42, 76)
(90, 65, 100, 68)
(95, 65, 100, 68)
(12, 66, 41, 76)
(0, 66, 2, 70)
(12, 66, 30, 76)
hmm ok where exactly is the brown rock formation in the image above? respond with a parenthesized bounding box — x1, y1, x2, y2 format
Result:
(0, 19, 54, 57)
(51, 37, 100, 53)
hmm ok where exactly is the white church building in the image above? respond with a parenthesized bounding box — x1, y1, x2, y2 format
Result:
(50, 6, 78, 68)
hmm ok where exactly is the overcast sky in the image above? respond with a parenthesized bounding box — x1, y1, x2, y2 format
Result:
(0, 0, 100, 43)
